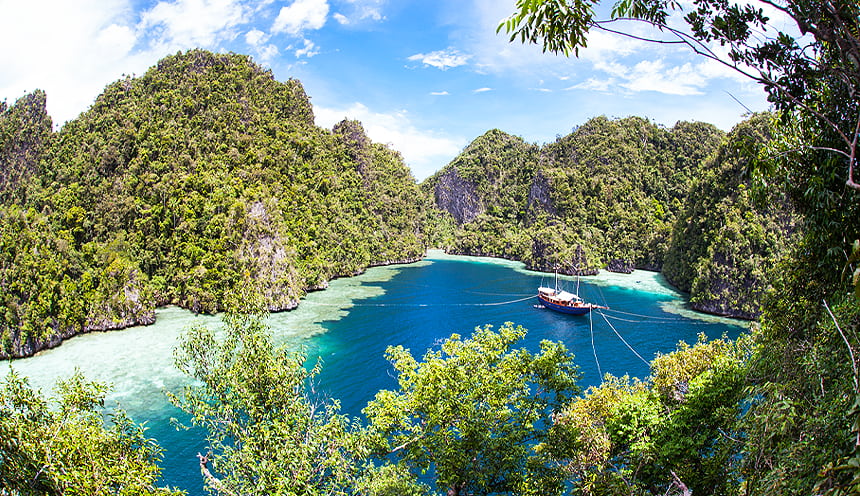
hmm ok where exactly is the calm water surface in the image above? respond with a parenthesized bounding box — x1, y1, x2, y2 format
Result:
(3, 251, 744, 494)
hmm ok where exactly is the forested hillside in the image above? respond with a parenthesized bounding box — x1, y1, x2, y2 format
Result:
(0, 50, 424, 358)
(426, 115, 795, 318)
(663, 114, 798, 319)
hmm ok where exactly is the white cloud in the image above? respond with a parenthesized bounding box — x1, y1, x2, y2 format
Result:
(294, 38, 320, 58)
(565, 77, 614, 92)
(245, 28, 269, 46)
(0, 0, 156, 125)
(245, 28, 279, 61)
(473, 87, 493, 93)
(619, 59, 706, 95)
(96, 24, 138, 55)
(408, 48, 471, 70)
(335, 0, 386, 24)
(313, 102, 465, 180)
(139, 0, 249, 49)
(430, 91, 450, 96)
(272, 0, 329, 35)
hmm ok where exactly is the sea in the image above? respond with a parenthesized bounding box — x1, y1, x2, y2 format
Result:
(1, 250, 745, 494)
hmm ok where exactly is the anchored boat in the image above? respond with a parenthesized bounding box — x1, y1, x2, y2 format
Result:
(537, 272, 607, 315)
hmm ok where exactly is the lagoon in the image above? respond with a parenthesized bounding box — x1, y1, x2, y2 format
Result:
(2, 250, 744, 493)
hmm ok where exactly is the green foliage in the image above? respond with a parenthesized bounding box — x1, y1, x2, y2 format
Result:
(0, 90, 53, 203)
(0, 368, 180, 495)
(354, 463, 431, 496)
(0, 50, 425, 358)
(549, 335, 751, 496)
(426, 117, 760, 287)
(363, 323, 581, 496)
(743, 290, 860, 494)
(169, 313, 369, 495)
(498, 0, 599, 57)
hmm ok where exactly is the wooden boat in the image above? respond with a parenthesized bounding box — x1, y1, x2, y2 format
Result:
(537, 273, 607, 315)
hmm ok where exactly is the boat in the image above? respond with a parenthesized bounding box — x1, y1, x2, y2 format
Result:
(537, 272, 607, 315)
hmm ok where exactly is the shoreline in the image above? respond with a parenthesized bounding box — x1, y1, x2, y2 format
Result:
(423, 249, 682, 297)
(4, 250, 748, 361)
(423, 249, 750, 328)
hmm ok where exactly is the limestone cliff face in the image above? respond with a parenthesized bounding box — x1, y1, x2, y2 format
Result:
(527, 170, 556, 217)
(239, 200, 301, 312)
(434, 167, 483, 225)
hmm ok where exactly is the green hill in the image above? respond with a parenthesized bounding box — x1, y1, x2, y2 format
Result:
(663, 114, 798, 319)
(426, 115, 798, 318)
(0, 50, 424, 358)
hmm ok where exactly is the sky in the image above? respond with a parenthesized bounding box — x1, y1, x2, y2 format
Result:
(0, 0, 777, 180)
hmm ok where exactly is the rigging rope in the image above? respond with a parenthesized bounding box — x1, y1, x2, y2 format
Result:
(597, 310, 650, 366)
(600, 311, 718, 326)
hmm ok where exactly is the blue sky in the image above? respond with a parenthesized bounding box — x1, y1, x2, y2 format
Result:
(1, 0, 776, 180)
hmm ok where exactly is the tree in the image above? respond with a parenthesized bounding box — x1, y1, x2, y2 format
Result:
(168, 313, 369, 495)
(0, 369, 180, 495)
(362, 323, 581, 496)
(546, 334, 750, 495)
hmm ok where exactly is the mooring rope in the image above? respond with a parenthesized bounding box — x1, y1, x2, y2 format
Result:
(600, 310, 719, 326)
(600, 308, 687, 322)
(589, 309, 603, 377)
(308, 294, 538, 308)
(597, 310, 650, 366)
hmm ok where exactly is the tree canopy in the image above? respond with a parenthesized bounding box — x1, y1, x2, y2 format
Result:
(169, 313, 370, 495)
(363, 323, 580, 496)
(0, 369, 180, 495)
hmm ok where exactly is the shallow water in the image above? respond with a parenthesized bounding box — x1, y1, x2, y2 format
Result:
(2, 251, 744, 493)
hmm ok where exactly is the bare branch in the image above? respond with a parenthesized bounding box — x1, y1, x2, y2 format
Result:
(197, 452, 238, 496)
(594, 12, 860, 191)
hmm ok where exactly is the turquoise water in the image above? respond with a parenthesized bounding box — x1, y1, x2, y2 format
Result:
(2, 251, 744, 494)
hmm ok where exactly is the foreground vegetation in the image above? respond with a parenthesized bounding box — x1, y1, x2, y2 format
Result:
(0, 315, 749, 496)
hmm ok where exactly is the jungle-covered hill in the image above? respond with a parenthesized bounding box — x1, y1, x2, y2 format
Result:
(0, 49, 424, 358)
(425, 115, 798, 319)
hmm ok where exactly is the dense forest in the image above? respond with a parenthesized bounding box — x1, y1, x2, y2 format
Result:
(2, 0, 860, 490)
(0, 50, 424, 358)
(425, 114, 797, 319)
